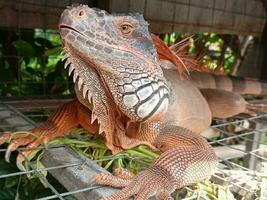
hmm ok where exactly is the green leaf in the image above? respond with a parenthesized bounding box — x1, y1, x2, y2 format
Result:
(12, 40, 36, 57)
(36, 158, 47, 177)
(0, 158, 18, 175)
(104, 160, 114, 169)
(44, 46, 62, 57)
(34, 37, 53, 49)
(64, 195, 77, 200)
(4, 176, 20, 188)
(25, 66, 36, 75)
(0, 189, 16, 200)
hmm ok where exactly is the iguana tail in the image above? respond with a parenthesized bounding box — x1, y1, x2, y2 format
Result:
(190, 71, 267, 96)
(229, 76, 267, 95)
(247, 103, 267, 111)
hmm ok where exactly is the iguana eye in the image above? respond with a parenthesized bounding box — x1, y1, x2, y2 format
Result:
(120, 23, 133, 34)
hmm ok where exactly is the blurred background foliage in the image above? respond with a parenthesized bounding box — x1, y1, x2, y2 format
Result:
(0, 29, 71, 97)
(162, 33, 240, 73)
(0, 29, 242, 97)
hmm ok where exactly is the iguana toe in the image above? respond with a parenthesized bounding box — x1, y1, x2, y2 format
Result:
(96, 167, 176, 200)
(113, 168, 135, 179)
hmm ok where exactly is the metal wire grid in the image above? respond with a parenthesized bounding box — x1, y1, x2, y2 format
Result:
(0, 102, 266, 200)
(162, 0, 266, 19)
(0, 0, 265, 19)
(0, 0, 75, 97)
(0, 1, 266, 198)
(140, 0, 267, 36)
(0, 0, 90, 10)
(0, 28, 68, 97)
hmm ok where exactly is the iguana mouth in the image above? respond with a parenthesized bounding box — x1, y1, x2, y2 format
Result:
(59, 24, 87, 38)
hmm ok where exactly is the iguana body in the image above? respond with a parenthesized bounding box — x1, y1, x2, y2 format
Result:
(1, 5, 267, 200)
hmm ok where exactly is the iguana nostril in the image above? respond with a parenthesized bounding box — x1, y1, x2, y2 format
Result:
(78, 10, 84, 17)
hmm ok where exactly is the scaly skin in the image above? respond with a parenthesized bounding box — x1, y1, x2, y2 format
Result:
(96, 126, 217, 200)
(1, 5, 266, 199)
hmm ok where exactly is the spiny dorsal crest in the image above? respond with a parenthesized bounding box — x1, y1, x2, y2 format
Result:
(61, 48, 116, 135)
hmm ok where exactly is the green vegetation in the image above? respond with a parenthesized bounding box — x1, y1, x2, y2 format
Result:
(2, 128, 238, 200)
(163, 33, 240, 73)
(0, 29, 70, 97)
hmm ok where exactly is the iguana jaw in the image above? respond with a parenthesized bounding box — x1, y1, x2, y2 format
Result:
(59, 5, 170, 122)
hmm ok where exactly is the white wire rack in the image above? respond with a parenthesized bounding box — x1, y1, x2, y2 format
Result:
(0, 101, 267, 200)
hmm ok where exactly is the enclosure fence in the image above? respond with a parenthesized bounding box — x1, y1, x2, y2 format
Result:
(0, 101, 266, 199)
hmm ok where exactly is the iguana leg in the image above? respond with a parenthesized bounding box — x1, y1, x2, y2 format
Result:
(0, 99, 98, 168)
(116, 129, 158, 151)
(200, 89, 256, 118)
(95, 126, 218, 200)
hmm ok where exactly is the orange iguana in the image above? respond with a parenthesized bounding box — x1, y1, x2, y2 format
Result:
(1, 5, 267, 200)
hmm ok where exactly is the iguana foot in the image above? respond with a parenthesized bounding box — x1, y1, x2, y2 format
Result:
(0, 131, 36, 162)
(0, 126, 66, 170)
(95, 166, 175, 200)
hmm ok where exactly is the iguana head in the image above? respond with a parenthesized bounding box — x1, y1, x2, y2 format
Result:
(59, 5, 169, 122)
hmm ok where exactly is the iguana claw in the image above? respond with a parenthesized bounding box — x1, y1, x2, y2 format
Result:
(16, 155, 26, 171)
(5, 143, 18, 162)
(2, 133, 35, 163)
(0, 129, 54, 169)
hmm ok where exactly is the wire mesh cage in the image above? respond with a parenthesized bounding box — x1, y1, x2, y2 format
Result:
(0, 0, 266, 98)
(0, 0, 267, 200)
(0, 102, 267, 199)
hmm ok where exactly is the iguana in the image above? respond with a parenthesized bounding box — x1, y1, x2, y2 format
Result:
(1, 5, 267, 200)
